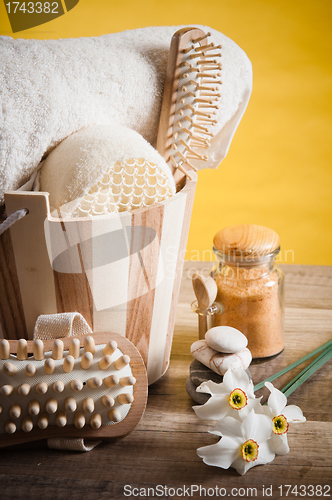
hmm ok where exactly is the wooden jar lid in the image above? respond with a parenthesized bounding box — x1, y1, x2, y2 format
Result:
(213, 224, 280, 257)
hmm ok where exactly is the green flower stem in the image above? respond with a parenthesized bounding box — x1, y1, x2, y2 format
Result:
(254, 339, 332, 392)
(281, 345, 332, 398)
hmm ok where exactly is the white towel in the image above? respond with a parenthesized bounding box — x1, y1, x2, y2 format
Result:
(0, 25, 252, 204)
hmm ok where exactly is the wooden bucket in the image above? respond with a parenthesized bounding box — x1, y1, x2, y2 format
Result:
(0, 176, 196, 384)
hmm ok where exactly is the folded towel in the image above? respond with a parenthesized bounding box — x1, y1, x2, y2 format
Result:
(0, 26, 252, 204)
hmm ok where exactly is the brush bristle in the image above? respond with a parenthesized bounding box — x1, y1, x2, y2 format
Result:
(167, 32, 222, 177)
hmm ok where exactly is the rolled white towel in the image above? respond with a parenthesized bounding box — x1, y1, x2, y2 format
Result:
(0, 25, 252, 204)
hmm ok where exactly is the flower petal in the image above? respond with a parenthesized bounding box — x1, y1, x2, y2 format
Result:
(231, 440, 275, 475)
(268, 433, 290, 456)
(196, 380, 227, 396)
(282, 405, 306, 423)
(231, 457, 253, 475)
(197, 436, 240, 470)
(242, 410, 273, 444)
(255, 441, 276, 465)
(223, 368, 251, 393)
(265, 381, 287, 415)
(246, 381, 256, 399)
(211, 416, 243, 439)
(257, 403, 273, 418)
(193, 396, 229, 421)
(232, 397, 262, 420)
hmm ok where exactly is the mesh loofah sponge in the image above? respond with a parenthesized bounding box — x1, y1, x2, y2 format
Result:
(39, 124, 176, 217)
(75, 159, 174, 217)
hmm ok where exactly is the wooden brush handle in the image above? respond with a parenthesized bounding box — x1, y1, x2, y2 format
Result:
(157, 27, 210, 188)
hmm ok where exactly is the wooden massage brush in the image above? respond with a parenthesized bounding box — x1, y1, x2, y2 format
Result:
(0, 332, 148, 448)
(157, 27, 222, 188)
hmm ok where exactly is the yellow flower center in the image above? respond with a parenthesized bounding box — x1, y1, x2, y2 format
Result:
(229, 388, 248, 410)
(272, 414, 289, 435)
(241, 439, 259, 462)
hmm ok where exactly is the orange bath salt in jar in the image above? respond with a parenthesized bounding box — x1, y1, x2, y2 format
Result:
(211, 224, 285, 358)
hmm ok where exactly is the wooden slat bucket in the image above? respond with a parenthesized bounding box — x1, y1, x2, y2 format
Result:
(0, 176, 196, 384)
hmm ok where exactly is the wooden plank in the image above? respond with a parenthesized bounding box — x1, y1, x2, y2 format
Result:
(172, 306, 332, 357)
(280, 263, 332, 309)
(53, 266, 94, 329)
(125, 204, 164, 365)
(0, 263, 331, 499)
(180, 261, 332, 309)
(4, 192, 58, 339)
(0, 424, 330, 498)
(163, 176, 197, 373)
(51, 217, 94, 329)
(0, 228, 27, 340)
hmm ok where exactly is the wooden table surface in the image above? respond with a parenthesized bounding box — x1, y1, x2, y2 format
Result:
(1, 263, 331, 499)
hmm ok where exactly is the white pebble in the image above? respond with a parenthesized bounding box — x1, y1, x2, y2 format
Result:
(205, 326, 247, 353)
(191, 339, 252, 376)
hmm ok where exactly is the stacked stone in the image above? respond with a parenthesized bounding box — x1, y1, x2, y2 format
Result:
(186, 326, 252, 404)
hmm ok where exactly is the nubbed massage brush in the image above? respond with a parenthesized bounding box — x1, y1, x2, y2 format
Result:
(0, 332, 148, 447)
(157, 27, 222, 188)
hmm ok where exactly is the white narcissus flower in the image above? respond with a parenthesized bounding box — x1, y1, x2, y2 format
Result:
(193, 368, 261, 421)
(263, 381, 306, 456)
(197, 410, 275, 475)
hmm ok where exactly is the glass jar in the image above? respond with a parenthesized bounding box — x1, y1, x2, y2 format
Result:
(211, 224, 285, 358)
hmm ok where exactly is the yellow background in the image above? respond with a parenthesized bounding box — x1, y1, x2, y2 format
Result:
(1, 0, 331, 265)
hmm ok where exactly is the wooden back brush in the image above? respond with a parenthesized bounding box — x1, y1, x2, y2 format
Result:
(0, 332, 148, 447)
(157, 27, 222, 189)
